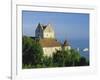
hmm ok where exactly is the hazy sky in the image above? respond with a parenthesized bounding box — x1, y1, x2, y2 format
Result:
(22, 11, 89, 41)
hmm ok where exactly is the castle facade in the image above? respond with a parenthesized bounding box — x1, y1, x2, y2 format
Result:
(35, 23, 71, 56)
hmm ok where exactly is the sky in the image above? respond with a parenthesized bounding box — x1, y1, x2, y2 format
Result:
(22, 10, 89, 41)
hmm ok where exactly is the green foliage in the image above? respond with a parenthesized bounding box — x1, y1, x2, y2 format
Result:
(22, 36, 43, 68)
(42, 56, 53, 67)
(52, 49, 81, 67)
(22, 36, 89, 68)
(78, 56, 89, 66)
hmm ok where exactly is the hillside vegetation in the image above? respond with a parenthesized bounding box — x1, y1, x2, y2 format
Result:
(22, 36, 89, 68)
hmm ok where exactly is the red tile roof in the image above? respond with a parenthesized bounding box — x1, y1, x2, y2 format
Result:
(39, 38, 61, 47)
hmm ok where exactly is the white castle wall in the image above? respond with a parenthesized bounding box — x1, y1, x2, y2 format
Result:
(43, 32, 55, 39)
(43, 47, 62, 57)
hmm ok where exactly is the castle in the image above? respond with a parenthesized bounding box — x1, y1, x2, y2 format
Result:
(35, 23, 71, 56)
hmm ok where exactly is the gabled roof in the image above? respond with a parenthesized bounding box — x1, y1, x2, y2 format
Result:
(36, 23, 43, 31)
(43, 24, 54, 32)
(39, 39, 61, 47)
(37, 23, 54, 32)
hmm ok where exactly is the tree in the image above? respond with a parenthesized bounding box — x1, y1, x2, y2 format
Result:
(79, 56, 89, 66)
(53, 50, 64, 67)
(52, 49, 81, 67)
(69, 49, 80, 66)
(42, 56, 53, 67)
(22, 36, 43, 68)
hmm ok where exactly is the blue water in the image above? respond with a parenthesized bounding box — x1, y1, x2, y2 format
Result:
(59, 39, 89, 60)
(69, 39, 89, 60)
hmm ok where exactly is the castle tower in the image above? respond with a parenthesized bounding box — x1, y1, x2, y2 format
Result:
(35, 23, 43, 38)
(35, 23, 55, 39)
(62, 40, 71, 50)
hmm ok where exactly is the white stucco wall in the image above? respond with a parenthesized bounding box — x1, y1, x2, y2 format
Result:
(43, 46, 71, 57)
(43, 47, 61, 57)
(43, 32, 55, 39)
